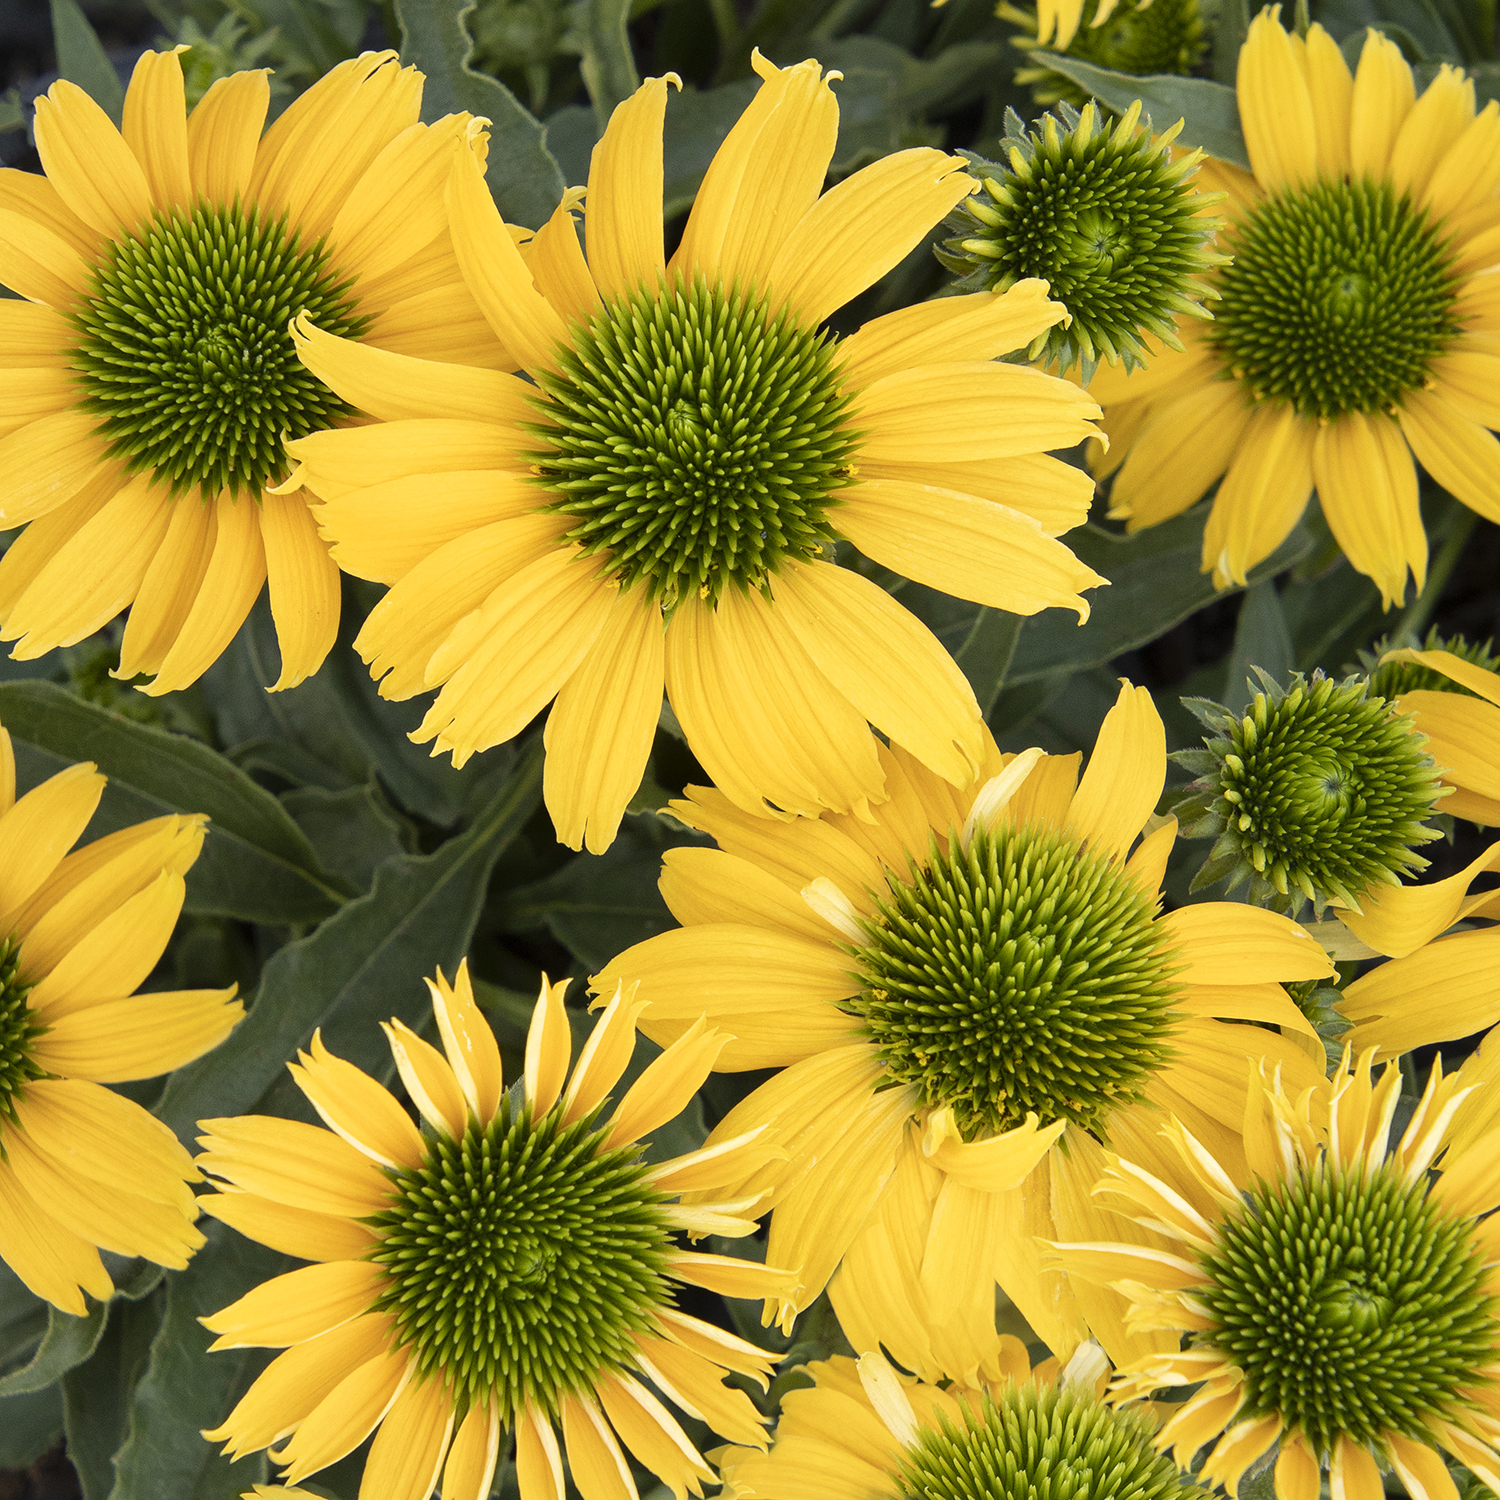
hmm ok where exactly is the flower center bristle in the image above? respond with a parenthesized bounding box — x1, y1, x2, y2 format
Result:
(1197, 1160, 1496, 1452)
(1209, 178, 1460, 419)
(900, 1382, 1200, 1500)
(1365, 631, 1500, 701)
(0, 937, 43, 1127)
(368, 1095, 671, 1417)
(72, 202, 367, 497)
(1058, 0, 1205, 84)
(850, 822, 1179, 1138)
(528, 277, 857, 610)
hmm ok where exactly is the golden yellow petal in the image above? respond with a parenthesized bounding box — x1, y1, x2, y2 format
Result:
(1065, 681, 1165, 863)
(359, 1372, 455, 1500)
(33, 80, 153, 235)
(259, 491, 340, 692)
(30, 986, 242, 1082)
(289, 1029, 427, 1171)
(1350, 28, 1416, 178)
(202, 1259, 387, 1350)
(0, 761, 104, 929)
(185, 70, 268, 207)
(197, 1113, 394, 1217)
(122, 49, 192, 212)
(586, 76, 673, 300)
(198, 1190, 378, 1263)
(0, 1154, 113, 1314)
(1237, 11, 1317, 189)
(115, 485, 218, 681)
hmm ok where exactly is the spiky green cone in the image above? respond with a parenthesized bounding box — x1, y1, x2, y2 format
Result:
(934, 101, 1224, 380)
(1357, 628, 1500, 701)
(1173, 669, 1449, 915)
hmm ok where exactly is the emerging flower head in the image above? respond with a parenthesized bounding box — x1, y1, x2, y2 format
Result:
(595, 684, 1334, 1375)
(719, 1341, 1201, 1500)
(1091, 11, 1500, 607)
(0, 48, 505, 693)
(0, 722, 240, 1312)
(287, 55, 1108, 853)
(937, 102, 1223, 379)
(1173, 669, 1448, 913)
(199, 963, 796, 1499)
(1066, 1049, 1500, 1500)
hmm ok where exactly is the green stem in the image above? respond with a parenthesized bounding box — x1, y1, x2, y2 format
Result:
(1398, 508, 1477, 640)
(707, 0, 742, 70)
(810, 0, 881, 39)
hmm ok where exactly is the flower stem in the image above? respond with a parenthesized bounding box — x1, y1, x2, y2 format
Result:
(1399, 508, 1477, 639)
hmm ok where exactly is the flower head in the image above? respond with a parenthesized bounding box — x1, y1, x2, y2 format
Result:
(0, 48, 505, 693)
(1173, 669, 1448, 912)
(719, 1342, 1200, 1500)
(199, 963, 795, 1500)
(0, 720, 240, 1312)
(286, 55, 1108, 853)
(1066, 1050, 1500, 1499)
(937, 102, 1223, 378)
(594, 683, 1335, 1375)
(1091, 11, 1500, 607)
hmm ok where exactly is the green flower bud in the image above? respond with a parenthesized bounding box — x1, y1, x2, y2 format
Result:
(1358, 628, 1500, 702)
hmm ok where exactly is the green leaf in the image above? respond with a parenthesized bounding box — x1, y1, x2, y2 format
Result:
(0, 87, 24, 135)
(0, 1300, 108, 1397)
(1213, 0, 1250, 82)
(49, 0, 125, 125)
(155, 747, 544, 1138)
(1222, 580, 1293, 711)
(62, 1292, 165, 1500)
(1038, 57, 1250, 168)
(0, 1262, 48, 1372)
(282, 783, 413, 892)
(108, 1223, 280, 1500)
(0, 1384, 62, 1467)
(1004, 510, 1312, 684)
(0, 680, 347, 925)
(953, 609, 1024, 718)
(578, 0, 640, 127)
(502, 810, 705, 971)
(395, 0, 566, 227)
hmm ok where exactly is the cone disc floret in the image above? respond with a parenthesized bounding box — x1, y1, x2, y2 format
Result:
(935, 102, 1223, 379)
(1363, 629, 1500, 702)
(73, 202, 366, 497)
(367, 1091, 671, 1417)
(1196, 1159, 1495, 1453)
(1209, 178, 1460, 419)
(901, 1381, 1201, 1500)
(528, 276, 857, 611)
(1174, 670, 1447, 913)
(0, 937, 43, 1128)
(849, 821, 1179, 1138)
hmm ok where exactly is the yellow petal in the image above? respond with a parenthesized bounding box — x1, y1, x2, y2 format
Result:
(289, 1029, 426, 1170)
(1177, 981, 1321, 1041)
(0, 761, 103, 925)
(30, 986, 242, 1082)
(1350, 29, 1416, 178)
(1238, 11, 1317, 189)
(523, 975, 573, 1117)
(122, 49, 192, 212)
(561, 1395, 638, 1500)
(1204, 404, 1316, 587)
(863, 451, 1094, 537)
(524, 187, 600, 327)
(197, 1113, 393, 1217)
(0, 367, 80, 439)
(0, 413, 111, 528)
(1125, 815, 1177, 899)
(1305, 23, 1353, 176)
(1390, 66, 1475, 206)
(382, 1019, 467, 1138)
(1340, 928, 1500, 1056)
(1399, 688, 1500, 813)
(1202, 1414, 1284, 1497)
(445, 132, 569, 371)
(198, 1191, 378, 1263)
(1386, 1434, 1460, 1500)
(139, 493, 265, 695)
(4, 473, 173, 658)
(0, 208, 91, 305)
(562, 984, 647, 1127)
(514, 1405, 565, 1500)
(662, 586, 886, 820)
(544, 589, 664, 854)
(838, 281, 1065, 389)
(766, 148, 974, 326)
(115, 487, 217, 680)
(595, 1373, 713, 1500)
(0, 167, 103, 263)
(1065, 681, 1164, 862)
(586, 76, 674, 300)
(1431, 351, 1500, 428)
(836, 479, 1104, 621)
(1383, 647, 1500, 707)
(414, 547, 615, 766)
(0, 299, 78, 367)
(603, 1017, 728, 1150)
(287, 418, 518, 502)
(657, 846, 832, 942)
(185, 70, 268, 206)
(633, 1334, 768, 1447)
(0, 1155, 112, 1314)
(429, 959, 504, 1124)
(272, 1347, 410, 1484)
(259, 491, 340, 691)
(1426, 100, 1500, 222)
(1275, 1434, 1323, 1500)
(360, 1373, 455, 1500)
(1337, 838, 1500, 957)
(1162, 902, 1335, 983)
(441, 1404, 501, 1500)
(921, 1107, 1066, 1192)
(1330, 1436, 1385, 1500)
(1398, 391, 1500, 526)
(202, 1259, 386, 1350)
(33, 79, 153, 235)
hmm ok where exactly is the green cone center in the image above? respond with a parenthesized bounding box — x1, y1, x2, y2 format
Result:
(528, 277, 857, 610)
(849, 821, 1179, 1138)
(1367, 632, 1500, 701)
(1208, 675, 1443, 907)
(72, 202, 366, 498)
(0, 937, 43, 1127)
(900, 1382, 1203, 1500)
(1209, 178, 1460, 419)
(1196, 1159, 1496, 1452)
(1062, 0, 1205, 80)
(368, 1096, 671, 1417)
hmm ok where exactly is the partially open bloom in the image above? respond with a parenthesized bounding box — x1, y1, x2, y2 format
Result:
(0, 722, 240, 1312)
(719, 1341, 1200, 1500)
(199, 963, 795, 1500)
(286, 55, 1106, 853)
(0, 48, 503, 693)
(595, 683, 1333, 1375)
(1067, 1050, 1500, 1499)
(1090, 12, 1500, 607)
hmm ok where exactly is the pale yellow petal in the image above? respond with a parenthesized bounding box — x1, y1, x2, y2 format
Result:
(30, 986, 242, 1081)
(1204, 404, 1316, 587)
(1350, 29, 1416, 178)
(586, 76, 673, 300)
(1238, 11, 1317, 189)
(1398, 390, 1500, 525)
(260, 491, 340, 692)
(33, 80, 153, 235)
(1065, 681, 1164, 862)
(186, 70, 268, 206)
(122, 49, 192, 211)
(115, 489, 217, 680)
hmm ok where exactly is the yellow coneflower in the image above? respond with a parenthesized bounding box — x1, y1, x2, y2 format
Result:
(284, 54, 1108, 853)
(1065, 1050, 1500, 1500)
(0, 718, 241, 1312)
(199, 962, 797, 1500)
(0, 47, 505, 693)
(1089, 11, 1500, 608)
(718, 1340, 1201, 1500)
(594, 683, 1334, 1377)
